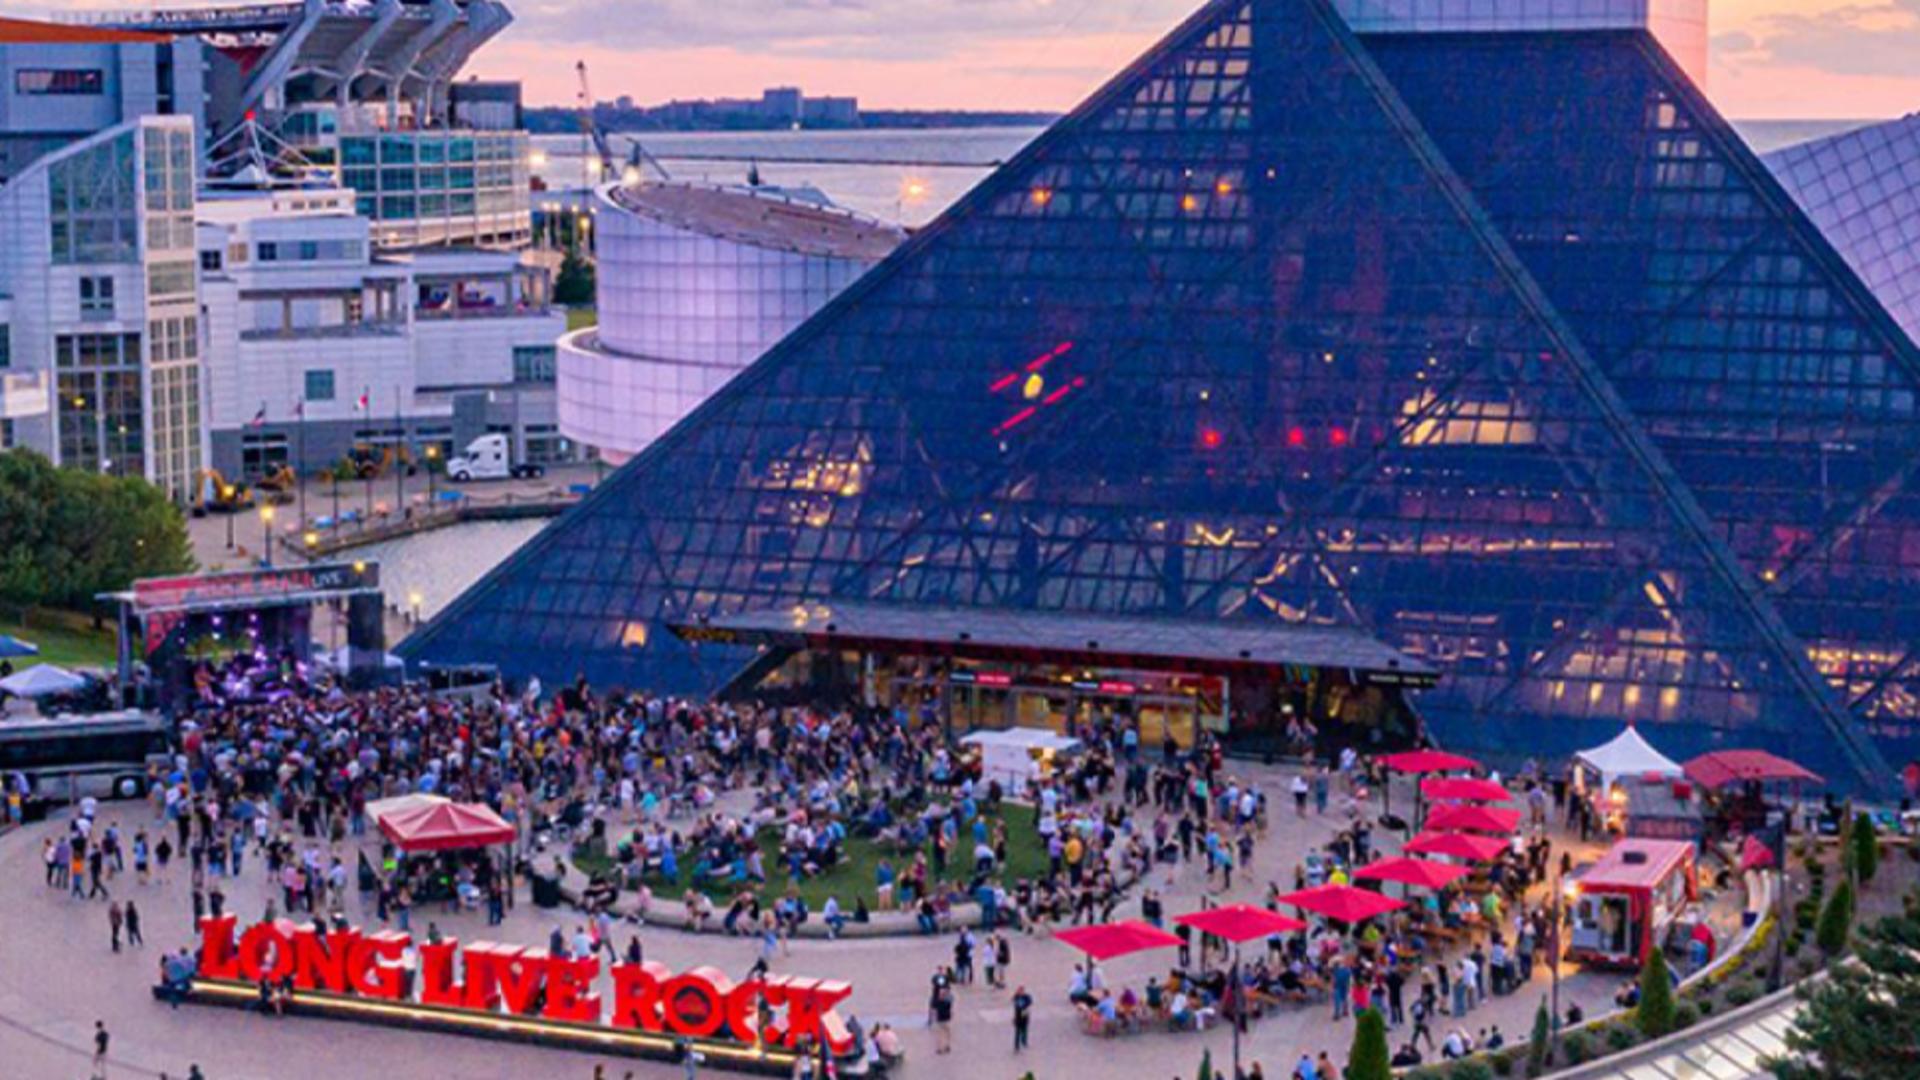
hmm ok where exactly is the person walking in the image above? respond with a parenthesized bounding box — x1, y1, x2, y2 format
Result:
(1012, 985, 1033, 1051)
(108, 901, 123, 953)
(125, 900, 143, 947)
(91, 1020, 109, 1079)
(931, 982, 954, 1055)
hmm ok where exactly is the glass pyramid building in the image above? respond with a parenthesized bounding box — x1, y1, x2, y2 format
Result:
(402, 0, 1920, 793)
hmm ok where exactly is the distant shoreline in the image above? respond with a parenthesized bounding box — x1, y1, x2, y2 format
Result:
(525, 108, 1062, 135)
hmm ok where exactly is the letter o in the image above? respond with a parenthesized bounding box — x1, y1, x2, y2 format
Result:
(237, 923, 293, 984)
(659, 972, 726, 1039)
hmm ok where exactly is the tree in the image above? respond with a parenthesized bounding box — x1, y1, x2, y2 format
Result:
(1529, 996, 1554, 1072)
(1770, 890, 1920, 1080)
(554, 245, 596, 306)
(1196, 1047, 1213, 1080)
(1346, 1008, 1392, 1080)
(1849, 813, 1879, 885)
(0, 448, 193, 616)
(1816, 877, 1855, 957)
(1636, 948, 1675, 1038)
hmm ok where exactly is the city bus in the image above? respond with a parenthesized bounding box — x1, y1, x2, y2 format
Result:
(0, 709, 172, 806)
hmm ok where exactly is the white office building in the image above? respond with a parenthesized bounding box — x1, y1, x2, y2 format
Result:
(0, 114, 205, 499)
(558, 181, 903, 464)
(196, 183, 568, 479)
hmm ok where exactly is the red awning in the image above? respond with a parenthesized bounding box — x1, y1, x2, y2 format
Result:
(1683, 751, 1823, 790)
(1052, 920, 1182, 961)
(1403, 831, 1509, 862)
(1171, 904, 1309, 942)
(1419, 776, 1513, 803)
(1275, 884, 1405, 923)
(1351, 856, 1473, 891)
(1379, 749, 1480, 774)
(1424, 804, 1522, 835)
(376, 798, 516, 852)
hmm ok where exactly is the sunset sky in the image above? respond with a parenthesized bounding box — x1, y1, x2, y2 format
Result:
(14, 0, 1920, 118)
(465, 0, 1920, 117)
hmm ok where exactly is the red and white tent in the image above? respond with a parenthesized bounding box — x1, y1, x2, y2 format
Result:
(375, 797, 516, 852)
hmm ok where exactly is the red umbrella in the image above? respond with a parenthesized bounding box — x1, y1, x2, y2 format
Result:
(1740, 835, 1776, 872)
(1172, 904, 1308, 942)
(1424, 804, 1521, 835)
(1275, 884, 1405, 923)
(1683, 750, 1823, 790)
(1379, 749, 1480, 774)
(1052, 920, 1183, 962)
(1404, 831, 1509, 862)
(1419, 776, 1513, 803)
(1351, 856, 1472, 891)
(375, 799, 516, 851)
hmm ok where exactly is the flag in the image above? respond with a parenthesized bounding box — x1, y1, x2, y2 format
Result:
(293, 399, 305, 419)
(249, 402, 267, 428)
(355, 388, 369, 412)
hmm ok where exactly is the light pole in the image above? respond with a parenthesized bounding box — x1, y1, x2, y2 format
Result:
(259, 504, 276, 567)
(425, 444, 440, 508)
(224, 485, 236, 550)
(1550, 874, 1574, 1047)
(408, 590, 423, 627)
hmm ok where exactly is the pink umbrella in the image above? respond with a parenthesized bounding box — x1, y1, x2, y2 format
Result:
(1351, 856, 1472, 891)
(1420, 776, 1514, 803)
(1404, 831, 1509, 862)
(1379, 749, 1480, 774)
(1172, 904, 1309, 942)
(1424, 804, 1521, 835)
(1740, 835, 1776, 872)
(1052, 920, 1183, 962)
(1275, 884, 1405, 923)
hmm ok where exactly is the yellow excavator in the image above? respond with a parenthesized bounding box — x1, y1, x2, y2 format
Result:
(190, 468, 254, 516)
(252, 463, 297, 504)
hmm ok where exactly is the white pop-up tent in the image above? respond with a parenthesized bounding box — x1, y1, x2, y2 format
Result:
(0, 664, 87, 698)
(1575, 725, 1682, 791)
(960, 728, 1081, 797)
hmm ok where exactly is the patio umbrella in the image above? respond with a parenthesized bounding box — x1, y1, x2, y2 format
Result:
(1275, 884, 1405, 923)
(0, 635, 38, 659)
(1351, 856, 1472, 891)
(1739, 834, 1776, 872)
(1403, 831, 1508, 862)
(1682, 750, 1822, 789)
(0, 663, 86, 697)
(1376, 749, 1480, 815)
(1052, 920, 1182, 962)
(1423, 804, 1521, 835)
(1419, 776, 1513, 803)
(1171, 904, 1309, 943)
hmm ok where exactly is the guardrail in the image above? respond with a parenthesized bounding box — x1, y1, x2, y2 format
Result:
(288, 483, 589, 557)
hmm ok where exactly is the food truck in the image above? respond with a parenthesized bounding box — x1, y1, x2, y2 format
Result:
(1566, 838, 1698, 969)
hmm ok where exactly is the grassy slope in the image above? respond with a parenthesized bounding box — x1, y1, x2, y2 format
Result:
(4, 609, 118, 672)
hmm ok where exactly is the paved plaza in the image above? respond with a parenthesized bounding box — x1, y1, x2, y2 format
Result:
(0, 765, 1653, 1080)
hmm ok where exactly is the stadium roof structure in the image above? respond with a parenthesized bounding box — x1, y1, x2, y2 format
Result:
(403, 0, 1920, 795)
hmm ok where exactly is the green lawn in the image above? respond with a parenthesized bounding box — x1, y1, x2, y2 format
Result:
(574, 804, 1052, 911)
(565, 306, 597, 332)
(3, 609, 118, 672)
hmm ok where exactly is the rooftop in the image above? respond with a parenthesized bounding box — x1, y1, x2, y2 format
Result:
(0, 14, 168, 44)
(607, 181, 904, 262)
(671, 600, 1437, 680)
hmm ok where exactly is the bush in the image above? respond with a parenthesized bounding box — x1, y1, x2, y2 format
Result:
(1606, 1025, 1639, 1052)
(1345, 1009, 1391, 1080)
(1448, 1062, 1494, 1080)
(1850, 812, 1879, 884)
(1528, 997, 1553, 1073)
(1673, 1002, 1699, 1030)
(1491, 1050, 1514, 1076)
(1697, 995, 1716, 1016)
(1561, 1031, 1591, 1065)
(1637, 949, 1676, 1038)
(1726, 980, 1761, 1006)
(1817, 877, 1856, 955)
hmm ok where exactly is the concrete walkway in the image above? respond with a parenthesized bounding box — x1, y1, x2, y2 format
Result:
(1545, 985, 1803, 1080)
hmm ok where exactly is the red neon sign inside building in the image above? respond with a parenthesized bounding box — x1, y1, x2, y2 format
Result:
(193, 916, 854, 1054)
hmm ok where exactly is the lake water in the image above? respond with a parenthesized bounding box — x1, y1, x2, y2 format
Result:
(355, 518, 548, 623)
(533, 119, 1871, 227)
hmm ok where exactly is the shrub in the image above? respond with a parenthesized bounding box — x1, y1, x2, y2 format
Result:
(1449, 1062, 1494, 1080)
(1726, 980, 1761, 1006)
(1817, 877, 1855, 956)
(1528, 997, 1553, 1073)
(1850, 812, 1879, 884)
(1697, 995, 1716, 1016)
(1606, 1024, 1639, 1052)
(1491, 1050, 1514, 1076)
(1673, 1002, 1699, 1030)
(1637, 949, 1676, 1038)
(1345, 1009, 1391, 1080)
(1561, 1031, 1591, 1065)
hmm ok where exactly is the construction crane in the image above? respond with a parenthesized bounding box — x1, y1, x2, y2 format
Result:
(575, 59, 670, 187)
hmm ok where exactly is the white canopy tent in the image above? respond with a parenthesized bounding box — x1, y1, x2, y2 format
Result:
(0, 664, 88, 698)
(960, 729, 1082, 797)
(1575, 725, 1682, 791)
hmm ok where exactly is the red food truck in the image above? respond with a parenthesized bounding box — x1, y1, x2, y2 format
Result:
(1565, 838, 1698, 968)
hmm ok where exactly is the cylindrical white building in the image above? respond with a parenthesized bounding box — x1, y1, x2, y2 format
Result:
(559, 181, 903, 464)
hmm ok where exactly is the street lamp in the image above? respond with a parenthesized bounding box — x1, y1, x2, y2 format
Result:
(1550, 875, 1576, 1047)
(408, 590, 424, 625)
(259, 504, 276, 567)
(223, 485, 236, 550)
(425, 444, 440, 507)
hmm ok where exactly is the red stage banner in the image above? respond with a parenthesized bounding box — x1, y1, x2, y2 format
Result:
(194, 916, 855, 1054)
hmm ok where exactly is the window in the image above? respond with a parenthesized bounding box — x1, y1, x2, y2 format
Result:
(15, 69, 104, 95)
(146, 260, 195, 298)
(257, 241, 278, 262)
(513, 345, 557, 384)
(200, 249, 222, 272)
(79, 276, 114, 318)
(304, 370, 336, 402)
(0, 323, 9, 368)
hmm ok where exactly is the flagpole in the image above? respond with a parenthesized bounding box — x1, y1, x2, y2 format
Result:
(362, 385, 373, 519)
(393, 384, 404, 516)
(296, 398, 307, 533)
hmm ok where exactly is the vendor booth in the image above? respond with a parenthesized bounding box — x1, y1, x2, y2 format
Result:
(1566, 838, 1698, 969)
(960, 728, 1081, 797)
(369, 795, 517, 909)
(1574, 726, 1689, 838)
